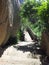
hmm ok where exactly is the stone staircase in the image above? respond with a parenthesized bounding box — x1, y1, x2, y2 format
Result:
(0, 30, 41, 65)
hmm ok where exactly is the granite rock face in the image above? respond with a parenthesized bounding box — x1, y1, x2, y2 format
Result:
(41, 31, 49, 56)
(0, 0, 20, 46)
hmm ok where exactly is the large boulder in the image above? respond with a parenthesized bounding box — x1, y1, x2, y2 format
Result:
(0, 0, 20, 46)
(41, 31, 49, 56)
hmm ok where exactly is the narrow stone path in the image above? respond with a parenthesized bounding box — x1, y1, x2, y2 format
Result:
(24, 30, 33, 42)
(0, 30, 41, 65)
(0, 43, 41, 65)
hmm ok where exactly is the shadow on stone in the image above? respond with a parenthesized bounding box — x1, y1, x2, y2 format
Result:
(13, 42, 45, 55)
(0, 36, 17, 57)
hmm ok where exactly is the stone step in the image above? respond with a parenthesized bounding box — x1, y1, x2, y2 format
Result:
(0, 30, 41, 65)
(1, 45, 33, 58)
(24, 30, 33, 42)
(17, 41, 36, 46)
(0, 57, 41, 65)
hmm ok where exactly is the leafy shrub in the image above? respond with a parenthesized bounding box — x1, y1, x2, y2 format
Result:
(20, 0, 49, 39)
(38, 1, 49, 31)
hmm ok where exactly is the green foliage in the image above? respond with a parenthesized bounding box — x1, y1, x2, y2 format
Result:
(17, 29, 24, 41)
(17, 30, 22, 41)
(20, 0, 49, 39)
(38, 1, 49, 31)
(20, 0, 38, 19)
(29, 19, 45, 39)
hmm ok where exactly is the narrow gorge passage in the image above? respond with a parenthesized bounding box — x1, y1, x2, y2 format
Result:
(0, 30, 41, 65)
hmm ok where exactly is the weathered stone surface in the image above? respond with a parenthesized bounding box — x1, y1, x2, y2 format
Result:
(0, 0, 20, 46)
(0, 41, 41, 65)
(41, 31, 49, 56)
